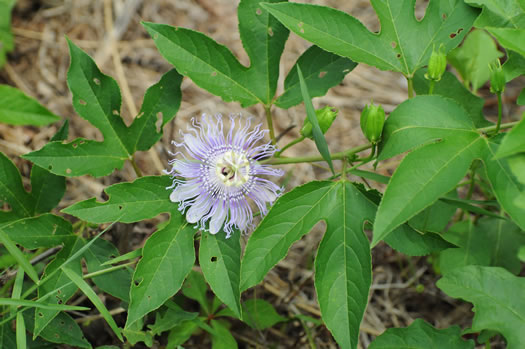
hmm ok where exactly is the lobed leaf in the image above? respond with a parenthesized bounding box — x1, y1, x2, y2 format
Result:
(263, 0, 478, 76)
(437, 266, 525, 349)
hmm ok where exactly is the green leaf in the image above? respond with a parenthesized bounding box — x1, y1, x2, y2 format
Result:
(62, 176, 173, 223)
(448, 29, 503, 91)
(441, 218, 525, 275)
(368, 318, 474, 349)
(34, 237, 84, 338)
(84, 239, 132, 302)
(126, 211, 196, 328)
(143, 0, 289, 106)
(494, 116, 525, 159)
(1, 214, 73, 249)
(210, 320, 237, 349)
(384, 224, 454, 257)
(275, 45, 356, 108)
(409, 191, 458, 233)
(166, 320, 198, 349)
(297, 66, 334, 174)
(465, 0, 525, 29)
(242, 299, 286, 330)
(128, 69, 182, 152)
(241, 181, 373, 348)
(61, 266, 123, 341)
(262, 0, 478, 76)
(374, 96, 485, 245)
(0, 0, 16, 68)
(0, 230, 40, 284)
(488, 27, 525, 57)
(0, 299, 88, 311)
(482, 138, 525, 231)
(238, 0, 289, 104)
(199, 231, 242, 319)
(101, 248, 142, 266)
(148, 305, 198, 336)
(23, 41, 182, 177)
(413, 70, 490, 127)
(437, 266, 525, 349)
(0, 85, 61, 126)
(182, 270, 210, 314)
(23, 311, 92, 349)
(122, 319, 153, 347)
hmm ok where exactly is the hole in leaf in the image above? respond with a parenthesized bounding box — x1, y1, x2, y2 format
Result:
(156, 115, 163, 133)
(136, 112, 144, 118)
(66, 168, 72, 174)
(153, 33, 159, 40)
(134, 277, 143, 287)
(38, 312, 43, 317)
(211, 256, 218, 262)
(60, 321, 65, 325)
(79, 99, 87, 105)
(112, 110, 119, 115)
(396, 53, 402, 59)
(210, 71, 217, 77)
(48, 165, 52, 170)
(79, 140, 85, 145)
(72, 143, 78, 148)
(147, 295, 151, 300)
(57, 299, 63, 304)
(449, 33, 457, 38)
(57, 290, 61, 294)
(93, 78, 101, 85)
(256, 8, 262, 15)
(343, 69, 351, 73)
(319, 71, 327, 78)
(118, 205, 123, 210)
(391, 41, 396, 48)
(457, 28, 464, 34)
(54, 333, 60, 339)
(268, 27, 274, 36)
(442, 13, 447, 20)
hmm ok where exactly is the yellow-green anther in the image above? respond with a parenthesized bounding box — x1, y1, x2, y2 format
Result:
(425, 44, 447, 82)
(360, 102, 385, 144)
(300, 106, 338, 139)
(489, 59, 505, 94)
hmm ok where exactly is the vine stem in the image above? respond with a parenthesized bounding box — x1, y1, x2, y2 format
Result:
(276, 136, 305, 156)
(263, 143, 372, 165)
(428, 80, 435, 95)
(265, 105, 277, 145)
(407, 77, 414, 98)
(477, 120, 517, 134)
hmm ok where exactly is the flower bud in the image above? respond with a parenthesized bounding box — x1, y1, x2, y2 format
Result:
(360, 102, 385, 144)
(425, 44, 447, 82)
(300, 106, 338, 139)
(489, 59, 505, 94)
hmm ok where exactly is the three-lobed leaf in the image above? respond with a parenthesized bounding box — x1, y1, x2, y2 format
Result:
(437, 266, 525, 349)
(263, 0, 478, 76)
(23, 40, 182, 177)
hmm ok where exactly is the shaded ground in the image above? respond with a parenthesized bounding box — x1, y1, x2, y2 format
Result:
(1, 0, 521, 347)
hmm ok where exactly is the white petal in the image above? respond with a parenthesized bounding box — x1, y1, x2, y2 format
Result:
(209, 203, 227, 234)
(170, 183, 200, 203)
(186, 198, 213, 224)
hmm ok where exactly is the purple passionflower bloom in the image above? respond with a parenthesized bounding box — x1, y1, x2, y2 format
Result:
(165, 114, 283, 237)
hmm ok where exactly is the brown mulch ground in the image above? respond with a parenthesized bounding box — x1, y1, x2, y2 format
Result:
(1, 0, 521, 348)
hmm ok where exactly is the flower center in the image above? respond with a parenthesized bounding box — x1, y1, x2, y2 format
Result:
(214, 150, 250, 187)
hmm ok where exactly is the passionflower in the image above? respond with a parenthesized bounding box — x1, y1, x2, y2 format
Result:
(166, 114, 283, 237)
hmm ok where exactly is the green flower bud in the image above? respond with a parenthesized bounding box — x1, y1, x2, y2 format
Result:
(425, 44, 447, 82)
(360, 102, 385, 144)
(300, 106, 338, 139)
(489, 59, 505, 94)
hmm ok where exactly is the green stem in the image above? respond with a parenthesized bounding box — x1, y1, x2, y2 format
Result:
(130, 156, 143, 177)
(329, 156, 375, 181)
(82, 261, 135, 279)
(264, 143, 372, 165)
(428, 80, 435, 95)
(407, 77, 414, 98)
(477, 121, 517, 134)
(494, 92, 503, 134)
(265, 105, 277, 146)
(276, 136, 305, 157)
